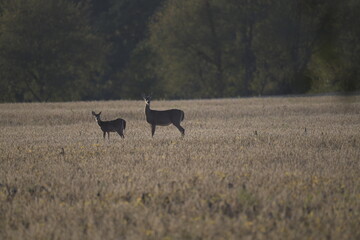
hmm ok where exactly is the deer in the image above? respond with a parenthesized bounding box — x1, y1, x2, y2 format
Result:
(92, 111, 126, 139)
(143, 95, 185, 137)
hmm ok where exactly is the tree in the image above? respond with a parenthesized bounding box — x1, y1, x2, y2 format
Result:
(149, 0, 234, 98)
(0, 0, 107, 102)
(149, 0, 274, 98)
(248, 0, 332, 95)
(87, 0, 164, 99)
(336, 0, 360, 92)
(148, 0, 350, 98)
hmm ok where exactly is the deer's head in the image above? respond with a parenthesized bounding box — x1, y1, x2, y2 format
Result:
(92, 111, 102, 122)
(143, 94, 151, 106)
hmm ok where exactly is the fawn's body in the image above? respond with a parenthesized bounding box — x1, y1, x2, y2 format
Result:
(92, 111, 126, 139)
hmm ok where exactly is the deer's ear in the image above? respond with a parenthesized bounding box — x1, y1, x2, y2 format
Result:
(92, 111, 95, 115)
(99, 112, 102, 115)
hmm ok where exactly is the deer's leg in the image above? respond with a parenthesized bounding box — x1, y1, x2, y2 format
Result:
(108, 132, 110, 140)
(117, 130, 124, 139)
(151, 124, 156, 137)
(103, 131, 106, 139)
(174, 123, 185, 137)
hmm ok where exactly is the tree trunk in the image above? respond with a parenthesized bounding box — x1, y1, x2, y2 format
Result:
(204, 0, 224, 97)
(241, 5, 256, 96)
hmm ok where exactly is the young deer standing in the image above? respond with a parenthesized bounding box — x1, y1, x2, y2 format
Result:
(92, 111, 126, 139)
(143, 95, 185, 137)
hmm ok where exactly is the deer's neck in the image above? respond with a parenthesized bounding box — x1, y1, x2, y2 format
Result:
(145, 104, 152, 120)
(96, 118, 103, 126)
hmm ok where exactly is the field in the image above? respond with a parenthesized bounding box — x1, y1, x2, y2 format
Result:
(0, 96, 359, 240)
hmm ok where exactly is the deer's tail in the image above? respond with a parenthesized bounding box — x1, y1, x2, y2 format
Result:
(181, 111, 185, 122)
(123, 120, 126, 130)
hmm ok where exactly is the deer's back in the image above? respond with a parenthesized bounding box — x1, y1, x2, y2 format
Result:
(146, 109, 184, 126)
(99, 118, 125, 132)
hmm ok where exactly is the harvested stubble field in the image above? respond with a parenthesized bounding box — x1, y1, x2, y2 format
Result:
(0, 95, 359, 240)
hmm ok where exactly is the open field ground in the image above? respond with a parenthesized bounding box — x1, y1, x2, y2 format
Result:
(0, 96, 360, 239)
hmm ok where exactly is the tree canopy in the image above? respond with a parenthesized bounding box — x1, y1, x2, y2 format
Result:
(0, 0, 107, 102)
(0, 0, 358, 102)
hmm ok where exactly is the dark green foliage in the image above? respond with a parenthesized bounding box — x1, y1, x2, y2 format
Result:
(148, 0, 359, 98)
(0, 0, 358, 102)
(0, 0, 166, 102)
(88, 0, 164, 99)
(0, 0, 107, 102)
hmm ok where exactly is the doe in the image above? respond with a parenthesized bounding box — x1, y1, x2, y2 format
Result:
(92, 111, 126, 139)
(143, 95, 185, 137)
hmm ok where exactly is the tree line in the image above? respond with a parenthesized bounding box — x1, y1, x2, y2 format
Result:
(0, 0, 359, 102)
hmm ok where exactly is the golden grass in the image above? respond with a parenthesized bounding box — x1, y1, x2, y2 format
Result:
(0, 96, 359, 239)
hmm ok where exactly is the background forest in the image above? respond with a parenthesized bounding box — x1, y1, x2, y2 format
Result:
(0, 0, 359, 102)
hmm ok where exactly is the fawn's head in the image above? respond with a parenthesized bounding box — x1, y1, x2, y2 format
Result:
(92, 111, 102, 122)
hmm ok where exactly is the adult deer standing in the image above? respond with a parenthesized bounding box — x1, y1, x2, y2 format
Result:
(143, 95, 185, 137)
(92, 111, 126, 139)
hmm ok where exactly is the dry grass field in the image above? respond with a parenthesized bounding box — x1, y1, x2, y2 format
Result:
(0, 95, 359, 240)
